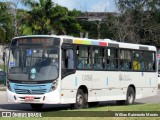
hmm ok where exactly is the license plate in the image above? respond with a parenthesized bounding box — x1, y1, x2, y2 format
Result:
(25, 96, 34, 101)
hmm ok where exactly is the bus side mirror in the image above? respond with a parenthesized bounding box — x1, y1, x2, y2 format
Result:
(3, 51, 5, 61)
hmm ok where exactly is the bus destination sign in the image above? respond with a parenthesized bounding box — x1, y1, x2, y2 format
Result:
(18, 38, 53, 45)
(12, 37, 60, 46)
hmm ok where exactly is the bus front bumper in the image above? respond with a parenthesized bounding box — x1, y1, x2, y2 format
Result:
(7, 89, 61, 104)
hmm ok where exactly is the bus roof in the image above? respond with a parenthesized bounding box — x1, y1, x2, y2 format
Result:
(13, 35, 156, 51)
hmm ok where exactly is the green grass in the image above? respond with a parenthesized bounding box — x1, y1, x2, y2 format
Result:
(0, 103, 160, 120)
(0, 117, 128, 120)
(41, 103, 160, 117)
(77, 103, 160, 111)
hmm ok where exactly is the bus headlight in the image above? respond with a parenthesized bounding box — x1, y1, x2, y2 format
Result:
(6, 80, 11, 91)
(50, 80, 58, 91)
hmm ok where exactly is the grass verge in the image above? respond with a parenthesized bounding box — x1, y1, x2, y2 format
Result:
(0, 103, 160, 120)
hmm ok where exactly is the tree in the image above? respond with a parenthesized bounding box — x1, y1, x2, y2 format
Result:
(0, 2, 13, 44)
(7, 0, 19, 36)
(117, 0, 160, 13)
(20, 0, 53, 34)
(19, 0, 82, 36)
(114, 0, 160, 46)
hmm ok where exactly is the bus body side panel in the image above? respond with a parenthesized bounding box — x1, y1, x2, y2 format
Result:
(61, 71, 127, 104)
(136, 72, 158, 99)
(142, 72, 158, 98)
(60, 71, 93, 104)
(91, 71, 126, 102)
(60, 74, 78, 104)
(119, 71, 158, 99)
(60, 70, 158, 104)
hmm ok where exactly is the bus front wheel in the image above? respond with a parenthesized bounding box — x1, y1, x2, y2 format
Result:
(116, 87, 135, 105)
(70, 89, 88, 109)
(30, 104, 43, 110)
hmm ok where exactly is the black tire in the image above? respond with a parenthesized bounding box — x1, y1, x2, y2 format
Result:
(126, 87, 135, 105)
(89, 102, 99, 108)
(30, 104, 43, 110)
(116, 87, 135, 105)
(70, 89, 88, 109)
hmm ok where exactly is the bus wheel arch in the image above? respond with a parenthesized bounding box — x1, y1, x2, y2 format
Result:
(71, 85, 88, 109)
(128, 84, 136, 98)
(126, 85, 136, 105)
(116, 84, 136, 105)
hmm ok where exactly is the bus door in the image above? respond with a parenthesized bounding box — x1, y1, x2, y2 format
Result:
(61, 44, 76, 90)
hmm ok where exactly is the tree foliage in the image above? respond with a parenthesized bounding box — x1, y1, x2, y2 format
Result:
(19, 0, 82, 36)
(0, 2, 13, 44)
(1, 0, 160, 47)
(113, 0, 160, 46)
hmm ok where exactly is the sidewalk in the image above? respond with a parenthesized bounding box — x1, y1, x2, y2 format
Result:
(0, 84, 6, 91)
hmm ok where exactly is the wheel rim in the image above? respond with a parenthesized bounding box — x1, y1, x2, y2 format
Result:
(77, 94, 83, 107)
(128, 92, 134, 104)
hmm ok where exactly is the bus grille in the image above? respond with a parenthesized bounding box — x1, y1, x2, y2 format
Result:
(11, 83, 52, 95)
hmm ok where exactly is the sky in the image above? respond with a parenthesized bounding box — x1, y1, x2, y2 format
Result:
(0, 0, 118, 12)
(52, 0, 118, 12)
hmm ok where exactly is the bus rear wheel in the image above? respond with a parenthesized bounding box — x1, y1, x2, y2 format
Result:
(116, 87, 135, 105)
(70, 89, 88, 109)
(30, 104, 43, 110)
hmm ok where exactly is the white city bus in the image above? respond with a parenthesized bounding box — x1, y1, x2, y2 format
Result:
(6, 35, 158, 110)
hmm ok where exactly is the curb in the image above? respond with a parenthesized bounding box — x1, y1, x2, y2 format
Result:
(0, 89, 6, 91)
(0, 85, 6, 91)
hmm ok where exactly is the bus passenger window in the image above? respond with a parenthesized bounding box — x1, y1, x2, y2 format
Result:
(77, 46, 91, 69)
(133, 52, 141, 70)
(143, 52, 155, 71)
(107, 48, 118, 70)
(140, 52, 145, 70)
(92, 47, 105, 70)
(133, 60, 140, 70)
(120, 50, 131, 70)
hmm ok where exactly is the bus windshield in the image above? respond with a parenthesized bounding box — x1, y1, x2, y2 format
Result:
(8, 46, 59, 81)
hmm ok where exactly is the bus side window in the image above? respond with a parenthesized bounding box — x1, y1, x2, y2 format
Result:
(67, 49, 74, 69)
(133, 60, 140, 70)
(107, 48, 118, 70)
(133, 51, 141, 70)
(92, 47, 105, 70)
(63, 49, 74, 69)
(140, 52, 145, 71)
(144, 52, 155, 71)
(77, 46, 91, 69)
(120, 50, 131, 70)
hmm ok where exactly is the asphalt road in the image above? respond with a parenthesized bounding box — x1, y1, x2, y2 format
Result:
(0, 90, 160, 111)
